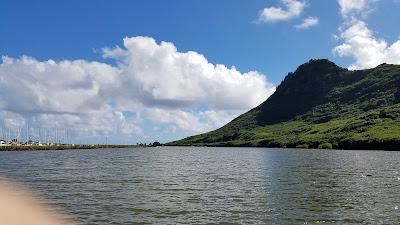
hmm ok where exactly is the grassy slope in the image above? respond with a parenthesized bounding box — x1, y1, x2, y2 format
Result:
(169, 60, 400, 150)
(172, 104, 400, 150)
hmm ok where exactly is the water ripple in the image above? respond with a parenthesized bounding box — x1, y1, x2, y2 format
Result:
(1, 147, 400, 224)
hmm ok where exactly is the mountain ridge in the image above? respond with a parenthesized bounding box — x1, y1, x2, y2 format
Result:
(169, 59, 400, 150)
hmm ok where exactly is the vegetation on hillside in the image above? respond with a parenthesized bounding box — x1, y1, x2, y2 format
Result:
(169, 59, 400, 150)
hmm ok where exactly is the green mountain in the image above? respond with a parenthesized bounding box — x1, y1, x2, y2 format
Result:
(169, 59, 400, 150)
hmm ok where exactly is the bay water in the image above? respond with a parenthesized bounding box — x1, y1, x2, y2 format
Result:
(0, 147, 399, 224)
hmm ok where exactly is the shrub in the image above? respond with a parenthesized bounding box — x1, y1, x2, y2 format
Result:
(318, 143, 333, 149)
(296, 144, 309, 149)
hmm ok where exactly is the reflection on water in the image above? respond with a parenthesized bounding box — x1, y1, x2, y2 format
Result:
(0, 147, 399, 224)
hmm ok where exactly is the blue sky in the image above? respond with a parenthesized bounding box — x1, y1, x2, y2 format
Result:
(0, 0, 400, 143)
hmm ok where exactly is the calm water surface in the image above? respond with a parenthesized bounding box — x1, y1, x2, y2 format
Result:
(0, 147, 400, 224)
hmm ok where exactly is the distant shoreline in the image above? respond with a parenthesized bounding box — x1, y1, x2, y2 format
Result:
(0, 144, 152, 151)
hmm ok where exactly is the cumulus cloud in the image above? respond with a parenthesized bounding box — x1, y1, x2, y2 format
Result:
(333, 20, 400, 69)
(337, 0, 378, 17)
(295, 16, 319, 29)
(0, 37, 275, 143)
(102, 37, 274, 110)
(333, 0, 400, 70)
(142, 108, 237, 134)
(0, 56, 117, 115)
(0, 56, 142, 140)
(259, 0, 305, 23)
(337, 0, 367, 16)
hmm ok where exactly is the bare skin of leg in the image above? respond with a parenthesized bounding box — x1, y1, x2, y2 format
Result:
(0, 180, 75, 225)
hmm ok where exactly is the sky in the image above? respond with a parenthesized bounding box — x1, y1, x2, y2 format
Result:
(0, 0, 400, 144)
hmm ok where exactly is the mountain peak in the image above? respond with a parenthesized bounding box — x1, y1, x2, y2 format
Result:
(247, 59, 351, 126)
(307, 58, 338, 66)
(294, 59, 344, 75)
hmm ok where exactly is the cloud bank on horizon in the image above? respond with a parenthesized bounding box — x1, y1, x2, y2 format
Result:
(0, 37, 275, 143)
(0, 0, 399, 143)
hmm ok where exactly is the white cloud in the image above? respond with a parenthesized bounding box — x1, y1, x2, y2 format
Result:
(259, 0, 305, 23)
(0, 56, 142, 140)
(295, 16, 319, 29)
(0, 37, 276, 143)
(333, 20, 400, 69)
(0, 111, 25, 129)
(142, 108, 238, 134)
(102, 37, 275, 111)
(0, 56, 117, 115)
(338, 0, 367, 16)
(337, 0, 378, 17)
(334, 0, 400, 69)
